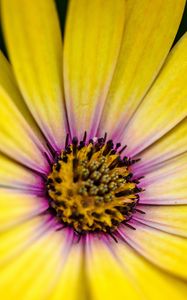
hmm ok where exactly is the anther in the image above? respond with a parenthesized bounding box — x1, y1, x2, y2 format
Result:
(55, 177, 62, 183)
(55, 162, 61, 172)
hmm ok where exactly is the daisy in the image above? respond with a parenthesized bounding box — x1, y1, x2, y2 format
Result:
(0, 0, 187, 299)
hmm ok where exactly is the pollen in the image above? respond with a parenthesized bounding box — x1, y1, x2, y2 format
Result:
(46, 133, 142, 234)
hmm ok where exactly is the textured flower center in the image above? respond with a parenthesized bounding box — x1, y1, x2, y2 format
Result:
(46, 134, 142, 234)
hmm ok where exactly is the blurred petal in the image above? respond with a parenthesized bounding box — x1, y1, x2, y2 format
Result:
(121, 221, 187, 280)
(133, 118, 187, 174)
(49, 242, 85, 300)
(64, 0, 126, 138)
(140, 153, 187, 204)
(86, 236, 141, 300)
(1, 0, 67, 150)
(133, 205, 187, 238)
(0, 215, 48, 265)
(0, 189, 48, 231)
(0, 196, 82, 300)
(116, 241, 187, 300)
(0, 52, 49, 172)
(88, 237, 187, 299)
(0, 153, 43, 190)
(122, 34, 187, 156)
(99, 0, 185, 138)
(0, 220, 67, 300)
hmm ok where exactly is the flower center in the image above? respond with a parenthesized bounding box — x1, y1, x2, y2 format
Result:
(46, 134, 142, 234)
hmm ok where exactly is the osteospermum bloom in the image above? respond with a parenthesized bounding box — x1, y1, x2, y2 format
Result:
(0, 0, 187, 299)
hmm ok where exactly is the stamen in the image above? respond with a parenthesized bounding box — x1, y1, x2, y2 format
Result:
(123, 222, 136, 230)
(103, 132, 107, 142)
(83, 131, 87, 143)
(108, 232, 118, 243)
(135, 208, 146, 214)
(65, 133, 69, 148)
(119, 145, 127, 154)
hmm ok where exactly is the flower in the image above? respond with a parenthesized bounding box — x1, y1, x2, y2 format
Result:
(0, 0, 187, 299)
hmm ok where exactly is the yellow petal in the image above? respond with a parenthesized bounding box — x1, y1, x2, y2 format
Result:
(140, 153, 187, 204)
(99, 0, 185, 138)
(0, 220, 66, 300)
(134, 118, 187, 174)
(134, 205, 187, 238)
(116, 241, 187, 300)
(122, 221, 187, 280)
(86, 236, 141, 300)
(0, 50, 44, 136)
(49, 242, 85, 300)
(63, 0, 126, 138)
(0, 154, 43, 189)
(87, 237, 187, 300)
(0, 215, 47, 265)
(1, 0, 66, 149)
(0, 52, 49, 172)
(122, 33, 187, 156)
(0, 189, 48, 232)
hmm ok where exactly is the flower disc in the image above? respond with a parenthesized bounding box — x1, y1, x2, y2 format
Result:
(46, 135, 142, 233)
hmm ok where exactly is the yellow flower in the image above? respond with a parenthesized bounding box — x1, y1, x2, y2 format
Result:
(0, 0, 187, 299)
